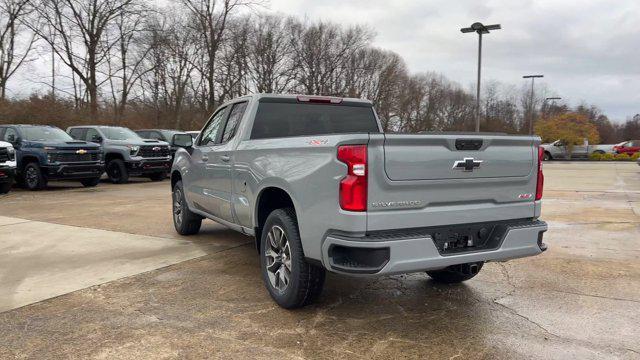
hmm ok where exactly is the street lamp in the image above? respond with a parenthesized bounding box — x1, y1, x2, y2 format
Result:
(542, 97, 561, 119)
(523, 74, 544, 135)
(461, 22, 501, 133)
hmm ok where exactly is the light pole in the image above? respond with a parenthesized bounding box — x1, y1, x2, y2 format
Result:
(523, 74, 544, 134)
(542, 97, 561, 119)
(461, 22, 501, 133)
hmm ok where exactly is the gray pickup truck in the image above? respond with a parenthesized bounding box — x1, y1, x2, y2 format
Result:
(170, 94, 548, 308)
(68, 126, 172, 183)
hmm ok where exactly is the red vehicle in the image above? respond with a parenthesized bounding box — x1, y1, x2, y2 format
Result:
(614, 140, 640, 155)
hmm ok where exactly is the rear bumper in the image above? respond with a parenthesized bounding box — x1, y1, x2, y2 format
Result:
(126, 158, 171, 175)
(43, 163, 104, 180)
(321, 220, 547, 276)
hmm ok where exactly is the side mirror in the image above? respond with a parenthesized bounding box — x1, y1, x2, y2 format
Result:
(91, 135, 103, 143)
(7, 134, 20, 146)
(172, 134, 193, 148)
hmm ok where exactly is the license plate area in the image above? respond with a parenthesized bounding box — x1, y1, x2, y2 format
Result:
(431, 223, 509, 255)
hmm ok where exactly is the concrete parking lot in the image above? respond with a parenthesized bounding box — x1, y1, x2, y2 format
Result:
(0, 162, 639, 359)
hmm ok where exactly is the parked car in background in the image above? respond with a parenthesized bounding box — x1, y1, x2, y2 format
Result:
(134, 129, 188, 160)
(541, 139, 616, 160)
(0, 140, 17, 194)
(68, 126, 171, 184)
(613, 140, 640, 156)
(0, 125, 103, 190)
(170, 94, 547, 309)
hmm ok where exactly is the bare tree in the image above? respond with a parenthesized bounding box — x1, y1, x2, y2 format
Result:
(247, 14, 294, 93)
(180, 0, 253, 112)
(104, 2, 150, 121)
(289, 20, 372, 96)
(141, 8, 201, 129)
(33, 0, 137, 117)
(0, 0, 36, 100)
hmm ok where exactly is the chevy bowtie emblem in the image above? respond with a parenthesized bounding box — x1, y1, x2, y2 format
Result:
(152, 147, 161, 151)
(453, 157, 483, 171)
(76, 149, 87, 154)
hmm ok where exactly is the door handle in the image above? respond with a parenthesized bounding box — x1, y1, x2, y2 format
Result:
(220, 155, 231, 162)
(201, 155, 209, 162)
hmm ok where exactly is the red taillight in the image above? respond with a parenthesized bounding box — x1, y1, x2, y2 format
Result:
(536, 146, 544, 201)
(337, 145, 367, 211)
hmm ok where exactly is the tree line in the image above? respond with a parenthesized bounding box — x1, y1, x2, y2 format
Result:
(0, 0, 638, 143)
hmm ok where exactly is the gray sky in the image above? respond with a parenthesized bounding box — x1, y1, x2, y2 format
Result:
(266, 0, 640, 122)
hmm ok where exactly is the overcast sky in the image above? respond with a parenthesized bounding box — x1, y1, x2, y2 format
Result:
(265, 0, 640, 121)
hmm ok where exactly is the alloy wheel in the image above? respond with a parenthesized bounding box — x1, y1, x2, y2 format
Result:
(26, 167, 38, 188)
(108, 163, 121, 181)
(264, 225, 291, 292)
(173, 188, 183, 226)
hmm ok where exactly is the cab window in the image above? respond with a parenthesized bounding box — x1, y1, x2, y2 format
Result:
(221, 102, 248, 143)
(3, 128, 18, 143)
(199, 107, 227, 146)
(85, 128, 102, 143)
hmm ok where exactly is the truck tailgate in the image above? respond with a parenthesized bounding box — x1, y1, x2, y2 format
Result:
(367, 133, 540, 232)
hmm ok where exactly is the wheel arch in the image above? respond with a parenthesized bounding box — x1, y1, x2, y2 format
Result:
(104, 152, 124, 163)
(171, 170, 182, 189)
(254, 186, 297, 253)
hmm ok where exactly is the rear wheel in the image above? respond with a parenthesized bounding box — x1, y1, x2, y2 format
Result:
(427, 262, 484, 284)
(106, 159, 129, 184)
(172, 180, 202, 235)
(543, 152, 552, 161)
(24, 163, 47, 190)
(149, 172, 167, 181)
(80, 177, 101, 187)
(260, 208, 325, 309)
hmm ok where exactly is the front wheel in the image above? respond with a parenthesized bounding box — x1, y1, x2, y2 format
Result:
(543, 152, 552, 161)
(260, 208, 325, 309)
(106, 159, 129, 184)
(172, 180, 202, 235)
(427, 262, 484, 284)
(24, 163, 47, 190)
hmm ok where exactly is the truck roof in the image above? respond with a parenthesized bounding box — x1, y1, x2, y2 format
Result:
(253, 93, 373, 105)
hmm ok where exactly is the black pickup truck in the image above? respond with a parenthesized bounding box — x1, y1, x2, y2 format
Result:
(0, 125, 104, 190)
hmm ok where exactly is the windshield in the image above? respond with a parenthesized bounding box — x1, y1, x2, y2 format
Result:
(23, 127, 73, 142)
(101, 127, 141, 141)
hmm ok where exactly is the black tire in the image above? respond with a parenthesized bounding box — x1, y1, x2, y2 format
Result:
(260, 208, 325, 309)
(106, 159, 129, 184)
(172, 180, 202, 235)
(0, 182, 11, 194)
(80, 177, 101, 187)
(426, 262, 484, 284)
(543, 152, 552, 161)
(23, 162, 47, 190)
(149, 172, 167, 182)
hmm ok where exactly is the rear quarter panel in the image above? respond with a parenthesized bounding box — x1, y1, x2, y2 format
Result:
(233, 134, 370, 261)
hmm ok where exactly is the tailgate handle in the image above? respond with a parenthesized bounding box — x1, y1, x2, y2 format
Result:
(455, 139, 483, 151)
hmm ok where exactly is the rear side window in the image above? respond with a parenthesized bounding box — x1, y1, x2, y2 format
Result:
(221, 102, 248, 143)
(250, 102, 379, 140)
